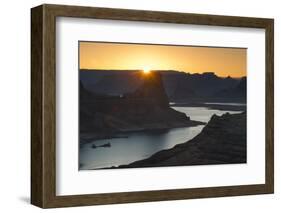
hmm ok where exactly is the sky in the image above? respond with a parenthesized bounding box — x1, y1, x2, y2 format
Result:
(79, 41, 247, 78)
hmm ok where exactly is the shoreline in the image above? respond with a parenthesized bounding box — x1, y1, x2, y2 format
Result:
(80, 119, 205, 145)
(170, 102, 246, 111)
(116, 112, 246, 169)
(81, 111, 246, 170)
(80, 102, 244, 145)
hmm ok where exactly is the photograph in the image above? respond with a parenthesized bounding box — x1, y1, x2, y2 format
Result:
(78, 41, 247, 170)
(30, 3, 274, 208)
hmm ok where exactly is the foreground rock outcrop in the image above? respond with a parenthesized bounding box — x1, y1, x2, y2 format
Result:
(119, 112, 246, 168)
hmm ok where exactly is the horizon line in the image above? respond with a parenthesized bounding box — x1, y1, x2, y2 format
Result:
(79, 68, 246, 78)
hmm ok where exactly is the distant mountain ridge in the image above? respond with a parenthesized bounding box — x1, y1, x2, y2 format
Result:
(80, 69, 246, 103)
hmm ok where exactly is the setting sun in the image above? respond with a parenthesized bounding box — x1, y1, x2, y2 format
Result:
(143, 67, 151, 74)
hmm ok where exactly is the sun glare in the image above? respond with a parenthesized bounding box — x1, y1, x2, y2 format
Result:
(143, 67, 151, 74)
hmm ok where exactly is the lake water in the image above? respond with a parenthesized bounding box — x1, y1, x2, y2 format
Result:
(79, 106, 242, 169)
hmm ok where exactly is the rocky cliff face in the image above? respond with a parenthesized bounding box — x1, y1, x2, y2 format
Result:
(79, 71, 204, 141)
(214, 77, 247, 102)
(163, 72, 245, 103)
(125, 71, 169, 107)
(119, 112, 246, 168)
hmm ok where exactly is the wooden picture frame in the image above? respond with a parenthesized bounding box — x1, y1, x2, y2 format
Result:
(31, 4, 274, 208)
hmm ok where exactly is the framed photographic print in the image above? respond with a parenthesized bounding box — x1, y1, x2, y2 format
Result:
(31, 4, 274, 208)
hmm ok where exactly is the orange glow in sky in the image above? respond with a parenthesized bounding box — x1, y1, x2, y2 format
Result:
(79, 42, 246, 78)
